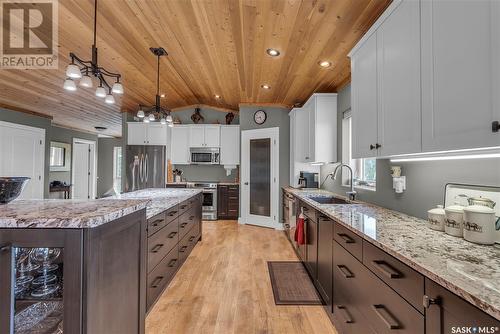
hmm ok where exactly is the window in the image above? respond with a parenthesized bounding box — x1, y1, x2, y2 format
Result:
(342, 111, 376, 189)
(113, 147, 122, 193)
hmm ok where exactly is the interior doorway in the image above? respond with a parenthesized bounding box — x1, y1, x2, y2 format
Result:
(72, 138, 97, 199)
(240, 127, 280, 229)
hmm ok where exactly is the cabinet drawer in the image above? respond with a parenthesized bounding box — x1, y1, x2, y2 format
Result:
(178, 232, 196, 264)
(228, 185, 239, 192)
(147, 246, 179, 310)
(147, 213, 167, 237)
(165, 205, 180, 224)
(300, 201, 316, 222)
(188, 194, 201, 207)
(333, 288, 376, 334)
(363, 241, 424, 313)
(334, 222, 363, 261)
(147, 221, 178, 273)
(178, 208, 196, 240)
(178, 199, 191, 216)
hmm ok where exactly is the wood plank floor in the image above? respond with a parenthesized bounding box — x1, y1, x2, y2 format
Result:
(146, 220, 338, 334)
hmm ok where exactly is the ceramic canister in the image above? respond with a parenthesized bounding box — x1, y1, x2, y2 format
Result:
(427, 205, 445, 231)
(463, 205, 499, 245)
(444, 204, 465, 237)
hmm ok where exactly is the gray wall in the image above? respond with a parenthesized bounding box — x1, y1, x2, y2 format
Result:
(240, 105, 291, 222)
(0, 108, 102, 199)
(320, 84, 500, 219)
(97, 137, 124, 197)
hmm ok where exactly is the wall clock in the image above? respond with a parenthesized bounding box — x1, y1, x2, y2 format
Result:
(254, 110, 267, 125)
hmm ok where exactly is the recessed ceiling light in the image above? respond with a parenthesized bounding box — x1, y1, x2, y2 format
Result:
(266, 48, 280, 57)
(319, 60, 332, 68)
(214, 94, 221, 99)
(160, 93, 166, 98)
(261, 84, 271, 90)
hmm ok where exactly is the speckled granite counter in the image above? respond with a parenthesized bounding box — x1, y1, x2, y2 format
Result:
(283, 186, 500, 320)
(0, 199, 149, 229)
(111, 188, 202, 219)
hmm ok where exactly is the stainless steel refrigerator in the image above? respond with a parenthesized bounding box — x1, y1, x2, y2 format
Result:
(125, 145, 165, 192)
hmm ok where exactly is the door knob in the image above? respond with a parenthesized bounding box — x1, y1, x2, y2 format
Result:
(493, 121, 499, 133)
(244, 182, 249, 185)
(369, 144, 375, 150)
(375, 143, 381, 149)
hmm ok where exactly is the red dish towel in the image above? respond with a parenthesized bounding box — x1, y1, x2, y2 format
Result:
(294, 212, 305, 245)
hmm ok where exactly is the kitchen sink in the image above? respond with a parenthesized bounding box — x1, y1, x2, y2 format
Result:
(309, 196, 351, 205)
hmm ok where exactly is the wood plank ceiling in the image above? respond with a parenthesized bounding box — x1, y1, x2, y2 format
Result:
(0, 0, 390, 136)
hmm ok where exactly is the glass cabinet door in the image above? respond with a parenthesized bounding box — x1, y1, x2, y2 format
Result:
(12, 246, 64, 333)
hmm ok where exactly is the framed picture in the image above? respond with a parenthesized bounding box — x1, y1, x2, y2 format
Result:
(50, 141, 71, 172)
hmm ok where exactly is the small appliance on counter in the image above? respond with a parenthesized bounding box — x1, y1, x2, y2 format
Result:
(427, 183, 500, 245)
(297, 171, 319, 189)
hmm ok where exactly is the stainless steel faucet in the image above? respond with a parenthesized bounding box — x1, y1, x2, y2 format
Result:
(332, 163, 357, 201)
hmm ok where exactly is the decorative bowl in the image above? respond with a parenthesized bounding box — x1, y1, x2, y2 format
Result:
(0, 177, 30, 204)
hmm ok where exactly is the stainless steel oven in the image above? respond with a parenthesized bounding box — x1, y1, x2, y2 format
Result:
(190, 147, 220, 165)
(187, 182, 217, 220)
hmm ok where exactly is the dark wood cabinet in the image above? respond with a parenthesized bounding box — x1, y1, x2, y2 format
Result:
(316, 215, 333, 308)
(305, 215, 318, 279)
(0, 209, 146, 334)
(424, 278, 500, 333)
(218, 184, 239, 219)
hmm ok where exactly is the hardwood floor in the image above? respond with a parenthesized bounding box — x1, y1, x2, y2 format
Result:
(146, 220, 337, 334)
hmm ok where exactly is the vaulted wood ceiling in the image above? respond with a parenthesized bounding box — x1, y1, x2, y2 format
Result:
(0, 0, 390, 136)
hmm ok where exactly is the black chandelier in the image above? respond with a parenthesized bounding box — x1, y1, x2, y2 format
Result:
(136, 47, 173, 126)
(63, 0, 123, 104)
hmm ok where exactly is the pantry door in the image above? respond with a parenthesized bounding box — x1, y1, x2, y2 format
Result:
(240, 127, 280, 229)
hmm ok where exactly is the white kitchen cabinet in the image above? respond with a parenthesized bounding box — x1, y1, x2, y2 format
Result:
(295, 105, 310, 162)
(376, 0, 421, 156)
(302, 93, 337, 164)
(220, 125, 240, 165)
(127, 122, 167, 146)
(421, 0, 500, 152)
(351, 32, 378, 159)
(350, 0, 421, 158)
(170, 125, 190, 164)
(189, 125, 220, 147)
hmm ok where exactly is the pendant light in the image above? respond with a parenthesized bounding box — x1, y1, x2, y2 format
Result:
(136, 47, 172, 124)
(63, 0, 123, 102)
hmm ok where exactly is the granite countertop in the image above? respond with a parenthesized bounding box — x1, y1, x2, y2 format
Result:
(283, 186, 500, 320)
(0, 199, 149, 229)
(111, 188, 202, 219)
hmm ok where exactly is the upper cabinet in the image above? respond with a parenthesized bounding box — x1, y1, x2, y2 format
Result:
(220, 125, 240, 165)
(350, 0, 421, 158)
(170, 125, 190, 164)
(127, 122, 167, 146)
(350, 0, 500, 158)
(421, 0, 500, 152)
(295, 94, 337, 164)
(189, 125, 220, 147)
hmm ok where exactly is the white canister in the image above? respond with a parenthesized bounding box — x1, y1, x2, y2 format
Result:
(444, 204, 465, 237)
(427, 205, 446, 231)
(463, 205, 499, 245)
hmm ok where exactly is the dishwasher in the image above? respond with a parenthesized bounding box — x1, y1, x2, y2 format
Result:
(284, 193, 297, 249)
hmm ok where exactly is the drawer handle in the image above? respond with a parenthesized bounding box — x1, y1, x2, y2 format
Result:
(180, 222, 188, 228)
(151, 244, 164, 253)
(229, 196, 238, 200)
(337, 233, 355, 244)
(0, 244, 11, 253)
(302, 206, 309, 211)
(167, 259, 177, 267)
(188, 236, 196, 242)
(180, 205, 188, 209)
(336, 265, 354, 279)
(151, 276, 164, 288)
(150, 219, 163, 227)
(168, 211, 178, 217)
(372, 304, 400, 330)
(168, 231, 177, 238)
(179, 246, 188, 253)
(189, 215, 195, 221)
(336, 305, 353, 323)
(372, 260, 403, 279)
(423, 295, 440, 309)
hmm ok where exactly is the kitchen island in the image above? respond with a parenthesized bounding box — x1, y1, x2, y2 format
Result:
(283, 187, 500, 332)
(0, 188, 202, 334)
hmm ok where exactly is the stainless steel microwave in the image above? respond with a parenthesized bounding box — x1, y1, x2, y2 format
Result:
(190, 147, 220, 164)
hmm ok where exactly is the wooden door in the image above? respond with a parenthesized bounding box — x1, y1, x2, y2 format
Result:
(127, 123, 147, 145)
(189, 125, 205, 147)
(0, 121, 45, 199)
(351, 32, 378, 159)
(204, 125, 221, 147)
(376, 0, 421, 156)
(421, 0, 500, 152)
(147, 124, 167, 145)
